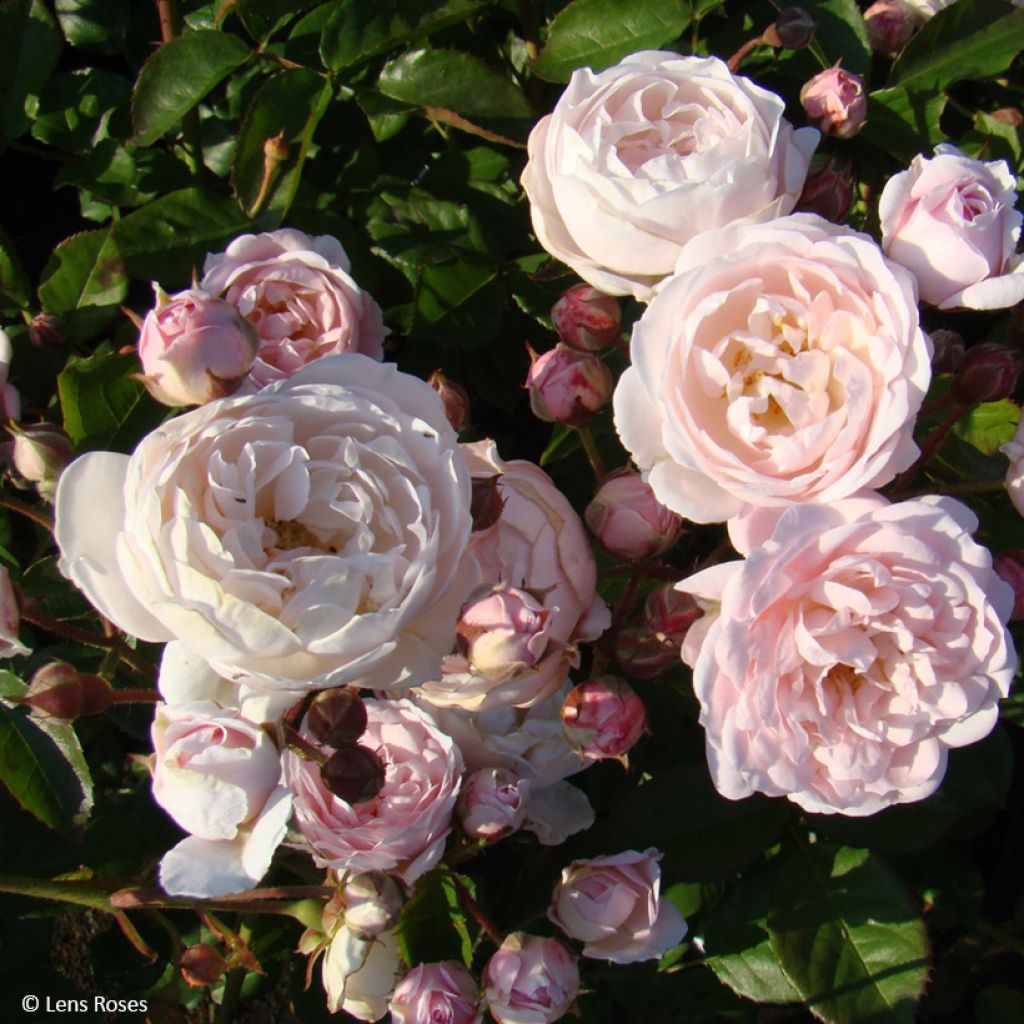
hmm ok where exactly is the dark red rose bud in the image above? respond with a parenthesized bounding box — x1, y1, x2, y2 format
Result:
(615, 626, 678, 679)
(994, 551, 1024, 622)
(763, 7, 816, 49)
(952, 343, 1020, 403)
(320, 744, 386, 804)
(643, 584, 704, 642)
(470, 474, 506, 532)
(28, 313, 68, 351)
(180, 943, 226, 988)
(551, 284, 621, 352)
(863, 0, 921, 56)
(796, 156, 853, 223)
(24, 662, 113, 721)
(427, 369, 471, 431)
(929, 329, 965, 374)
(306, 688, 368, 747)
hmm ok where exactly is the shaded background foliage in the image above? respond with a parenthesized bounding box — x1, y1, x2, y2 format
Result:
(0, 0, 1022, 1021)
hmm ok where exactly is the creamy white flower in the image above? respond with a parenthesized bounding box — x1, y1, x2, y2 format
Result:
(323, 925, 400, 1021)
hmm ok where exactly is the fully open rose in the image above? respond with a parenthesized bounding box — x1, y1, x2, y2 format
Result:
(54, 354, 473, 694)
(521, 51, 817, 300)
(614, 214, 931, 523)
(677, 496, 1016, 815)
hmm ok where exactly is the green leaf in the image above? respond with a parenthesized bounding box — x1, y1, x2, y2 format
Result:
(0, 0, 63, 141)
(58, 351, 167, 453)
(800, 0, 872, 77)
(954, 399, 1021, 456)
(888, 0, 1024, 94)
(395, 868, 476, 967)
(31, 69, 131, 154)
(377, 49, 531, 120)
(531, 0, 691, 83)
(863, 88, 946, 162)
(321, 0, 485, 72)
(0, 222, 32, 315)
(37, 228, 128, 342)
(231, 69, 333, 220)
(55, 0, 129, 53)
(131, 29, 252, 146)
(768, 845, 930, 1024)
(0, 672, 95, 836)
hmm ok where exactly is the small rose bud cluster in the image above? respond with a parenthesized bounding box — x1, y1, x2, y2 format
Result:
(551, 284, 621, 352)
(800, 68, 867, 138)
(390, 961, 483, 1024)
(526, 343, 613, 426)
(562, 676, 647, 764)
(483, 933, 579, 1024)
(585, 470, 682, 560)
(457, 766, 531, 841)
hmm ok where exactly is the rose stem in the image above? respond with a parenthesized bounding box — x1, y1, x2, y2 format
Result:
(574, 424, 607, 480)
(449, 872, 504, 948)
(726, 35, 765, 73)
(109, 689, 162, 704)
(890, 401, 969, 495)
(111, 885, 333, 909)
(282, 725, 327, 766)
(0, 495, 53, 531)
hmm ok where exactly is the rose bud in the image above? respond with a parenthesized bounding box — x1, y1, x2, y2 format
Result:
(562, 676, 647, 763)
(320, 744, 386, 804)
(483, 933, 579, 1024)
(28, 312, 68, 351)
(428, 369, 471, 431)
(306, 687, 368, 747)
(456, 587, 552, 683)
(457, 767, 531, 840)
(864, 0, 922, 55)
(952, 343, 1020, 403)
(470, 474, 505, 532)
(551, 283, 621, 352)
(526, 343, 613, 426)
(796, 156, 853, 223)
(994, 551, 1024, 622)
(585, 470, 683, 561)
(179, 943, 226, 988)
(0, 566, 29, 659)
(137, 287, 259, 407)
(763, 7, 816, 49)
(929, 328, 965, 374)
(800, 68, 867, 138)
(23, 662, 112, 720)
(615, 626, 678, 679)
(643, 585, 704, 643)
(10, 423, 74, 499)
(390, 961, 483, 1024)
(548, 849, 687, 964)
(342, 872, 404, 939)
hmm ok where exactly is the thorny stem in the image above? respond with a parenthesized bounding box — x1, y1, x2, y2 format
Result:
(111, 885, 333, 910)
(890, 401, 969, 495)
(574, 424, 606, 480)
(0, 494, 53, 531)
(450, 872, 504, 948)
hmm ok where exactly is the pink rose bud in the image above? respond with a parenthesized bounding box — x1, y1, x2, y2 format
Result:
(10, 423, 74, 494)
(28, 312, 68, 350)
(551, 284, 621, 352)
(457, 767, 531, 840)
(428, 369, 471, 431)
(482, 933, 579, 1024)
(562, 676, 647, 763)
(952, 343, 1020, 403)
(390, 961, 483, 1024)
(800, 68, 867, 138)
(526, 343, 613, 426)
(137, 287, 259, 407)
(306, 687, 368, 747)
(342, 872, 404, 939)
(585, 470, 683, 561)
(548, 849, 688, 963)
(320, 743, 386, 804)
(456, 587, 552, 683)
(796, 156, 853, 223)
(929, 328, 965, 373)
(615, 626, 678, 680)
(179, 943, 226, 988)
(23, 662, 112, 721)
(864, 0, 922, 55)
(763, 6, 816, 49)
(643, 585, 704, 644)
(0, 566, 29, 659)
(994, 551, 1024, 622)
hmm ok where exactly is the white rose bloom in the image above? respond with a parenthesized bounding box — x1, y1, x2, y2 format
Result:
(322, 926, 400, 1021)
(55, 354, 474, 694)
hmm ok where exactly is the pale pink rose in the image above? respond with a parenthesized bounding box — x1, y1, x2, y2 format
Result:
(283, 699, 462, 884)
(614, 214, 931, 523)
(457, 767, 530, 840)
(677, 495, 1017, 815)
(585, 470, 682, 560)
(390, 961, 482, 1024)
(551, 284, 621, 352)
(522, 52, 817, 300)
(561, 677, 647, 762)
(800, 68, 867, 138)
(151, 701, 292, 896)
(1001, 418, 1024, 516)
(137, 288, 259, 406)
(201, 228, 387, 389)
(323, 925, 400, 1021)
(880, 144, 1024, 309)
(483, 934, 578, 1024)
(0, 565, 29, 658)
(416, 440, 610, 712)
(55, 355, 474, 695)
(526, 343, 613, 426)
(548, 849, 687, 964)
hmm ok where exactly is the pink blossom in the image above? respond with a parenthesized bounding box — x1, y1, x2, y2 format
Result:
(585, 470, 682, 560)
(526, 343, 612, 426)
(561, 677, 647, 762)
(390, 961, 482, 1024)
(551, 284, 621, 352)
(482, 934, 578, 1024)
(457, 587, 552, 684)
(457, 767, 530, 840)
(800, 68, 867, 138)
